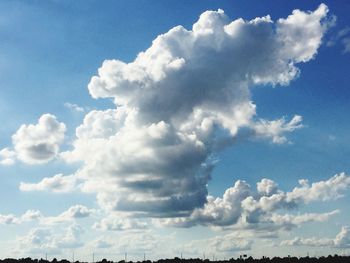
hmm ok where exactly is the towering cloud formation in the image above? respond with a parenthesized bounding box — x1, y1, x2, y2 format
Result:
(28, 5, 330, 217)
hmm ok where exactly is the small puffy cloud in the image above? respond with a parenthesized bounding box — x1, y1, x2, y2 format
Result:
(281, 237, 334, 247)
(19, 174, 77, 193)
(282, 226, 350, 248)
(0, 206, 93, 226)
(211, 235, 252, 252)
(268, 210, 339, 231)
(286, 172, 350, 203)
(257, 178, 279, 196)
(0, 148, 16, 166)
(93, 217, 148, 231)
(43, 205, 93, 225)
(64, 102, 85, 113)
(276, 3, 329, 63)
(55, 4, 330, 218)
(16, 224, 84, 255)
(1, 114, 66, 165)
(0, 214, 21, 225)
(0, 210, 42, 225)
(253, 115, 303, 144)
(13, 114, 66, 164)
(60, 204, 93, 219)
(21, 210, 43, 221)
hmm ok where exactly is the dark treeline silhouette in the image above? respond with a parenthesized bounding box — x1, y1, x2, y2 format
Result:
(2, 255, 350, 263)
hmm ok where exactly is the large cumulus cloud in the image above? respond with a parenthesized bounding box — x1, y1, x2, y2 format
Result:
(25, 5, 330, 217)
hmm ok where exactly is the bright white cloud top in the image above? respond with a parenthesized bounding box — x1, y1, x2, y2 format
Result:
(0, 1, 350, 260)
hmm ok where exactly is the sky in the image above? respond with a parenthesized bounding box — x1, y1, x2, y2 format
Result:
(0, 0, 350, 261)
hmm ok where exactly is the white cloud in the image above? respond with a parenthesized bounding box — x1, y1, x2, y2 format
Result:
(64, 102, 85, 113)
(19, 174, 77, 193)
(286, 172, 350, 203)
(281, 237, 334, 247)
(0, 5, 343, 259)
(276, 3, 329, 63)
(160, 173, 348, 232)
(257, 178, 279, 196)
(15, 224, 84, 255)
(210, 233, 253, 252)
(0, 214, 21, 225)
(159, 180, 251, 228)
(174, 232, 253, 256)
(16, 228, 60, 255)
(42, 205, 94, 225)
(93, 217, 148, 231)
(267, 210, 339, 231)
(0, 209, 42, 225)
(1, 114, 66, 165)
(253, 115, 303, 144)
(282, 226, 350, 248)
(60, 204, 93, 218)
(21, 210, 43, 221)
(49, 5, 330, 218)
(0, 205, 92, 226)
(0, 147, 16, 165)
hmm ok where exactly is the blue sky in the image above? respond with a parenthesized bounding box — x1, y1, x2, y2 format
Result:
(1, 0, 350, 260)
